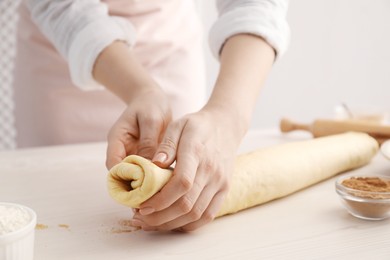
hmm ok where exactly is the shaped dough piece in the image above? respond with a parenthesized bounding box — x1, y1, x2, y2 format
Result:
(107, 132, 378, 217)
(107, 155, 173, 208)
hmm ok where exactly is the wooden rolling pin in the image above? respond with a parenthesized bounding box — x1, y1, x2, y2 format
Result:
(280, 118, 390, 143)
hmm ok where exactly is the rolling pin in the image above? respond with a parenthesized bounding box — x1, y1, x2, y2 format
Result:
(280, 118, 390, 143)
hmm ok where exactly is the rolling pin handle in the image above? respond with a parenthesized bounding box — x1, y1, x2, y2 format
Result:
(280, 118, 312, 133)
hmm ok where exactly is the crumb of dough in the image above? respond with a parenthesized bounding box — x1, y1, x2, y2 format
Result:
(110, 227, 140, 234)
(118, 219, 133, 227)
(58, 224, 70, 230)
(35, 223, 48, 230)
(109, 219, 140, 234)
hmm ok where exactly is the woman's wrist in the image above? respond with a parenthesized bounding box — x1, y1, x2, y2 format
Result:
(202, 100, 251, 141)
(204, 34, 275, 137)
(93, 41, 161, 104)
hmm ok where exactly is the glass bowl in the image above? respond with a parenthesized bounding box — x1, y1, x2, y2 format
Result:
(381, 140, 390, 160)
(335, 175, 390, 220)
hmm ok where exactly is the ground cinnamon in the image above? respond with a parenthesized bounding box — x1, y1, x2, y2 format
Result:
(342, 177, 390, 199)
(340, 176, 390, 220)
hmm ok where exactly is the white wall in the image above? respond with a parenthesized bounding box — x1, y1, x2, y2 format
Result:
(196, 0, 390, 128)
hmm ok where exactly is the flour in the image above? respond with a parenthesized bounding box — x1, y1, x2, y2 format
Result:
(0, 204, 32, 235)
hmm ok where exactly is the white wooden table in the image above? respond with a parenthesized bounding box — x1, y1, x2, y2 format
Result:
(1, 129, 390, 260)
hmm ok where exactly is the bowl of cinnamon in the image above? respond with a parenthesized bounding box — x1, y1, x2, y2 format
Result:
(335, 175, 390, 220)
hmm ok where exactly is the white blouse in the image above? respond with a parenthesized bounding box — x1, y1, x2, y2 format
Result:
(25, 0, 290, 90)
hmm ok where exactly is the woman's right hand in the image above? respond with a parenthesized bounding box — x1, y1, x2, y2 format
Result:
(105, 87, 172, 170)
(92, 41, 173, 169)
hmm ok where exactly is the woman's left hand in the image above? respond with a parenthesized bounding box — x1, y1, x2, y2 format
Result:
(130, 33, 275, 232)
(130, 106, 246, 232)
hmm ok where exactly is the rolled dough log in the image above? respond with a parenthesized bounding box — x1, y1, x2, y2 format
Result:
(107, 132, 378, 217)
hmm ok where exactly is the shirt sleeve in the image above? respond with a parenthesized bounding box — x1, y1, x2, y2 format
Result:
(25, 0, 137, 90)
(209, 0, 290, 60)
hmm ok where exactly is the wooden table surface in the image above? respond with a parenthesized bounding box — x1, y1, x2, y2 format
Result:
(1, 129, 390, 260)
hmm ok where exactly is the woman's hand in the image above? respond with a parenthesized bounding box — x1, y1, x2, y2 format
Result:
(105, 87, 172, 169)
(131, 106, 246, 232)
(92, 41, 173, 168)
(130, 34, 275, 231)
(97, 35, 275, 231)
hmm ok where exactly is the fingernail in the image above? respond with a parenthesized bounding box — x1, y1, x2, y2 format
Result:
(130, 219, 144, 227)
(139, 207, 155, 215)
(153, 153, 167, 164)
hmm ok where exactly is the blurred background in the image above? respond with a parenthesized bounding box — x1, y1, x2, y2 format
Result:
(1, 0, 390, 150)
(195, 0, 390, 127)
(0, 0, 19, 150)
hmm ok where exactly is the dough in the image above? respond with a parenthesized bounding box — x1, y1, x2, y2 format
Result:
(108, 155, 173, 208)
(107, 132, 378, 217)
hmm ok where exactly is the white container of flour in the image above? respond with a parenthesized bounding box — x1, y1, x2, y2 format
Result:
(0, 202, 36, 260)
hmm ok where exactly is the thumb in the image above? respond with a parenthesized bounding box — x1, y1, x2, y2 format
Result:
(152, 124, 181, 168)
(137, 116, 163, 160)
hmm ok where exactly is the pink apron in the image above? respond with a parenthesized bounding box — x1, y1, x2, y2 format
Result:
(13, 0, 206, 148)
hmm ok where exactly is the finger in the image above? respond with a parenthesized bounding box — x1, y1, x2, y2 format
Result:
(106, 139, 127, 170)
(106, 125, 137, 169)
(137, 114, 165, 159)
(155, 157, 228, 231)
(136, 175, 206, 226)
(139, 141, 201, 214)
(179, 190, 227, 232)
(153, 183, 220, 231)
(106, 112, 140, 169)
(152, 120, 186, 168)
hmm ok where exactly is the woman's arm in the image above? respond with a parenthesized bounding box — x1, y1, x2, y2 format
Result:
(25, 0, 136, 90)
(210, 0, 290, 59)
(26, 0, 172, 163)
(92, 41, 173, 166)
(132, 35, 276, 232)
(92, 41, 161, 104)
(205, 33, 275, 138)
(131, 0, 290, 231)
